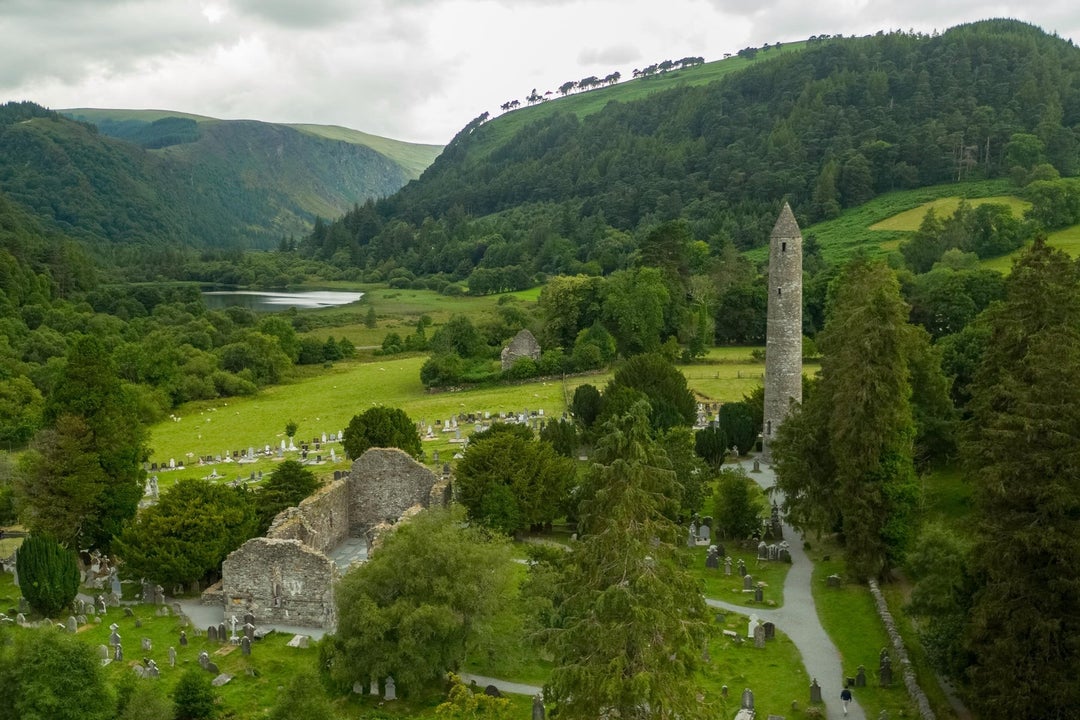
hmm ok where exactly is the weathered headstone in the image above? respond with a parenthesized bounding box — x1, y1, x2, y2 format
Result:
(741, 688, 754, 710)
(98, 645, 110, 662)
(211, 673, 231, 686)
(724, 557, 733, 576)
(738, 559, 747, 577)
(763, 621, 776, 640)
(754, 586, 764, 602)
(757, 540, 768, 559)
(179, 630, 188, 646)
(206, 661, 220, 675)
(198, 651, 209, 670)
(217, 622, 226, 642)
(147, 660, 160, 678)
(855, 665, 866, 687)
(484, 685, 502, 698)
(208, 625, 217, 642)
(168, 646, 177, 667)
(370, 675, 380, 696)
(532, 694, 545, 720)
(114, 644, 123, 662)
(243, 612, 255, 626)
(743, 574, 754, 590)
(827, 574, 842, 587)
(879, 650, 893, 687)
(15, 612, 26, 625)
(244, 622, 256, 641)
(705, 547, 720, 570)
(241, 636, 251, 656)
(384, 676, 397, 701)
(286, 634, 310, 648)
(810, 678, 822, 703)
(141, 637, 152, 652)
(754, 623, 766, 648)
(66, 616, 78, 633)
(747, 614, 759, 639)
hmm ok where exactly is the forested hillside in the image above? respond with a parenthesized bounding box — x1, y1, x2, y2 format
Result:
(301, 19, 1080, 276)
(0, 102, 439, 251)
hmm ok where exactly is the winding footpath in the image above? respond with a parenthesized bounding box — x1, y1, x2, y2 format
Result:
(705, 456, 865, 720)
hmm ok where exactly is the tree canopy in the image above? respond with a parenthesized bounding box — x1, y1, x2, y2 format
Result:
(322, 506, 517, 696)
(342, 405, 422, 459)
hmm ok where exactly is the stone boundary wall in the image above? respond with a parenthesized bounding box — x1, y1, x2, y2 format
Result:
(867, 579, 935, 720)
(266, 476, 350, 554)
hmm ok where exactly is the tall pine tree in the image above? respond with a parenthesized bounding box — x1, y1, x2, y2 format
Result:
(774, 257, 920, 579)
(964, 238, 1080, 718)
(545, 402, 708, 720)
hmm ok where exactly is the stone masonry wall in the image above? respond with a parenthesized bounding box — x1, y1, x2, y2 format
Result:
(266, 476, 350, 555)
(221, 538, 338, 629)
(348, 448, 439, 535)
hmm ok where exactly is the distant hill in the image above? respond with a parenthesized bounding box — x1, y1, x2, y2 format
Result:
(0, 103, 443, 250)
(301, 19, 1080, 277)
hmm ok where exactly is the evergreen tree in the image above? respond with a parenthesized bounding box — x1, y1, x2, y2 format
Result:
(773, 258, 919, 579)
(545, 402, 708, 720)
(963, 239, 1080, 718)
(173, 668, 216, 720)
(15, 534, 80, 617)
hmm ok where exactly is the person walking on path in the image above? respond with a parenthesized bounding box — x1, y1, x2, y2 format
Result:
(840, 687, 853, 715)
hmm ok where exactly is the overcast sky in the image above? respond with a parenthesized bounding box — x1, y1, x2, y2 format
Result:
(2, 1, 1078, 145)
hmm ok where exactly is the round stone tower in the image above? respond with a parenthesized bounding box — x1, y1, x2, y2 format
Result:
(762, 202, 803, 462)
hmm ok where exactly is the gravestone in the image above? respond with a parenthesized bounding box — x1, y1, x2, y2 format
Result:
(168, 647, 176, 667)
(206, 661, 220, 675)
(754, 586, 764, 602)
(114, 644, 123, 662)
(827, 574, 842, 587)
(725, 557, 732, 576)
(741, 688, 754, 710)
(532, 694, 545, 720)
(286, 634, 310, 648)
(855, 665, 866, 687)
(211, 673, 231, 686)
(757, 541, 768, 559)
(135, 618, 142, 628)
(198, 651, 209, 670)
(721, 685, 728, 698)
(179, 630, 188, 646)
(743, 574, 753, 590)
(705, 547, 720, 570)
(754, 623, 766, 648)
(110, 628, 122, 647)
(484, 685, 502, 698)
(124, 607, 134, 617)
(15, 613, 26, 625)
(370, 675, 380, 696)
(687, 522, 697, 548)
(217, 622, 226, 642)
(244, 623, 256, 641)
(384, 676, 397, 701)
(698, 525, 711, 543)
(738, 559, 747, 577)
(244, 612, 255, 626)
(77, 614, 87, 625)
(241, 636, 251, 656)
(810, 678, 822, 703)
(208, 625, 217, 642)
(763, 621, 776, 640)
(752, 458, 761, 473)
(147, 660, 160, 678)
(66, 616, 77, 633)
(98, 645, 110, 662)
(141, 637, 152, 652)
(879, 650, 893, 687)
(747, 614, 759, 639)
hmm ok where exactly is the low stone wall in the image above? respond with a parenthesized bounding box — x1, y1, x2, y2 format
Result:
(348, 448, 439, 534)
(221, 538, 338, 629)
(867, 579, 935, 720)
(267, 477, 350, 554)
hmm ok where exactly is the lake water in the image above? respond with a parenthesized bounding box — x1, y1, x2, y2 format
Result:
(201, 289, 363, 312)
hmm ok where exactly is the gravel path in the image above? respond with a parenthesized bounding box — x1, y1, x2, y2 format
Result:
(705, 457, 866, 720)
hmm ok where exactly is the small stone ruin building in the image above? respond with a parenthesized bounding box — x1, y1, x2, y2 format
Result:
(208, 448, 450, 631)
(500, 328, 541, 371)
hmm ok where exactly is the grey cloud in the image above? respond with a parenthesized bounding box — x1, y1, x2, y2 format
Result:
(228, 0, 360, 28)
(578, 43, 641, 67)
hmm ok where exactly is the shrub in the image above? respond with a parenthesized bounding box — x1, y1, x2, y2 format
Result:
(173, 668, 216, 720)
(16, 534, 80, 616)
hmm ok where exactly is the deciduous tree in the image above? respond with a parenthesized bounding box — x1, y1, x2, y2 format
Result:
(342, 406, 422, 459)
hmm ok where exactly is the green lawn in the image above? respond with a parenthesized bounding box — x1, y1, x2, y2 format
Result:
(690, 544, 791, 608)
(980, 223, 1080, 273)
(808, 542, 918, 720)
(868, 195, 1029, 232)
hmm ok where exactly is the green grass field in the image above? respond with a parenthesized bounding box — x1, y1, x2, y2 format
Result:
(690, 544, 791, 608)
(980, 223, 1080, 273)
(868, 195, 1029, 232)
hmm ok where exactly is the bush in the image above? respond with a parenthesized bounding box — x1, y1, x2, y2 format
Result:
(173, 668, 216, 720)
(342, 406, 422, 459)
(16, 534, 80, 616)
(712, 467, 764, 539)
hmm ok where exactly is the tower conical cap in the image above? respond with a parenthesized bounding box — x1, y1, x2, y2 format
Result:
(771, 202, 801, 239)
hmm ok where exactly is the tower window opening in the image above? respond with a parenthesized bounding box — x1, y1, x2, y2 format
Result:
(778, 288, 782, 297)
(767, 420, 772, 436)
(782, 241, 786, 252)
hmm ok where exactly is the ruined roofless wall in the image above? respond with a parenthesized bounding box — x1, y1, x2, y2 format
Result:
(763, 202, 803, 461)
(266, 475, 350, 555)
(348, 448, 439, 536)
(221, 538, 338, 629)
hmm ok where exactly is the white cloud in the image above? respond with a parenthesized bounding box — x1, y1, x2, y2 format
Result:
(0, 0, 1077, 144)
